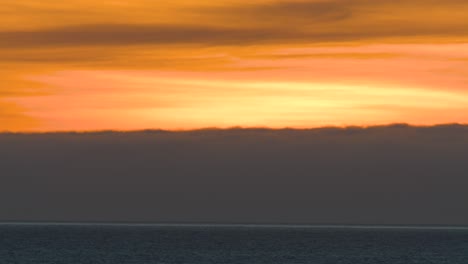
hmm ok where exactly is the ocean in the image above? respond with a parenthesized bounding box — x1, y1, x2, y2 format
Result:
(0, 224, 467, 263)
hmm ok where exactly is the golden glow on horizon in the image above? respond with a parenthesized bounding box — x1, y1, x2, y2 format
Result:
(1, 0, 468, 131)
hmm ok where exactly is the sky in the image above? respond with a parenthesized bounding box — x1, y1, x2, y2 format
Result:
(1, 0, 468, 131)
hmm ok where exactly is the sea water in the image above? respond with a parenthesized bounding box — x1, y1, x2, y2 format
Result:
(0, 224, 467, 263)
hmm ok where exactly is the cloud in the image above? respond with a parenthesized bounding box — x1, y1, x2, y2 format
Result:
(0, 72, 52, 97)
(0, 24, 297, 48)
(221, 0, 468, 23)
(245, 52, 400, 60)
(1, 1, 468, 48)
(0, 49, 113, 63)
(0, 101, 38, 130)
(1, 22, 465, 49)
(1, 125, 468, 224)
(210, 0, 352, 23)
(0, 73, 50, 131)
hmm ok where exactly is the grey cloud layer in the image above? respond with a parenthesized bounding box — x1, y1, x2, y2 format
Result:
(1, 24, 465, 48)
(0, 24, 297, 48)
(1, 0, 468, 48)
(211, 0, 352, 23)
(1, 125, 468, 225)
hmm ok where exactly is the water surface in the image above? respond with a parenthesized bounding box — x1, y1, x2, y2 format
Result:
(1, 224, 467, 263)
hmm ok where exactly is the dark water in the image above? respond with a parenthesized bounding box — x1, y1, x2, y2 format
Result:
(1, 224, 468, 263)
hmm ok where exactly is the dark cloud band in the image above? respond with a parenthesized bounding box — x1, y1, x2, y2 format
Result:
(1, 22, 466, 48)
(1, 125, 468, 224)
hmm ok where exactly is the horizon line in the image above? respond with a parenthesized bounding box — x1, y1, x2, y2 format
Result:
(2, 122, 468, 134)
(1, 221, 468, 230)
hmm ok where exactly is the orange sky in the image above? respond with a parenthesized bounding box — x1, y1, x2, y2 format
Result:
(1, 0, 468, 131)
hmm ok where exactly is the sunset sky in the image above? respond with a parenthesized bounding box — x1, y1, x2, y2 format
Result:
(1, 0, 468, 131)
